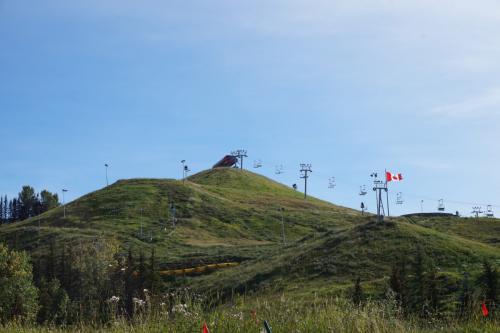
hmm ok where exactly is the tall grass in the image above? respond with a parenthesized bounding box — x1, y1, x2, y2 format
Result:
(2, 292, 497, 332)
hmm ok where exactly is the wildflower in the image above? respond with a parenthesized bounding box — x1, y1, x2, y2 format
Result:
(107, 296, 120, 303)
(133, 298, 146, 307)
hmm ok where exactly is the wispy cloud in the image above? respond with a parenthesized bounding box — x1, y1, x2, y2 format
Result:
(432, 88, 500, 118)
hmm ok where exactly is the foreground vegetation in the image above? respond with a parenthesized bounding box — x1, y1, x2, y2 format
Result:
(1, 293, 498, 332)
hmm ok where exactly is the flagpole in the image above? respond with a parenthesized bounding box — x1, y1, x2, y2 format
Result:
(385, 169, 390, 218)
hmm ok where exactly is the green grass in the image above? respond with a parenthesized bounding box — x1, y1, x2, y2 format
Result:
(1, 293, 498, 333)
(1, 167, 499, 300)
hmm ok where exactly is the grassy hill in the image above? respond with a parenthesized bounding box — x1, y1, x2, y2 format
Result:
(1, 167, 499, 299)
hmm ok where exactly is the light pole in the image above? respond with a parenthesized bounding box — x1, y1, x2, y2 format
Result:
(62, 189, 68, 218)
(105, 163, 109, 186)
(181, 160, 186, 182)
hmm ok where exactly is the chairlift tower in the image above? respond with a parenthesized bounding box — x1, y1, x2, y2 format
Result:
(371, 173, 386, 222)
(231, 149, 248, 170)
(471, 206, 483, 218)
(328, 177, 336, 189)
(300, 164, 312, 199)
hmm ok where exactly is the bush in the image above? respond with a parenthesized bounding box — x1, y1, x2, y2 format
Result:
(0, 243, 39, 324)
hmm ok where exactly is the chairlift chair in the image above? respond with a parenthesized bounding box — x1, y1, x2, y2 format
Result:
(275, 165, 284, 174)
(438, 199, 445, 212)
(396, 192, 404, 205)
(359, 185, 367, 196)
(486, 205, 494, 218)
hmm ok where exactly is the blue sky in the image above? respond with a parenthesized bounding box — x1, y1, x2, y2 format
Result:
(1, 0, 499, 216)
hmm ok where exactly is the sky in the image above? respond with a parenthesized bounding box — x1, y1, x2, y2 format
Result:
(1, 0, 499, 216)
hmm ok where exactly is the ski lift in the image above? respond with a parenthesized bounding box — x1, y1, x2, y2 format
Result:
(253, 159, 262, 168)
(438, 199, 445, 212)
(396, 192, 403, 205)
(328, 177, 336, 189)
(292, 183, 297, 191)
(486, 205, 494, 218)
(275, 165, 284, 174)
(359, 185, 367, 196)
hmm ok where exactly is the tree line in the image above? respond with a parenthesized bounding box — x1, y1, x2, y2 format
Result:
(0, 186, 59, 224)
(351, 248, 499, 319)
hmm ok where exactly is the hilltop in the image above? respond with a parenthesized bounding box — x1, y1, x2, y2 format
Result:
(1, 167, 499, 298)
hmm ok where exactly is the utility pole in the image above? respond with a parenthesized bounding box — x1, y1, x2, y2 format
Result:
(105, 163, 109, 186)
(371, 173, 386, 222)
(231, 149, 248, 170)
(279, 207, 286, 245)
(62, 189, 68, 218)
(300, 164, 312, 199)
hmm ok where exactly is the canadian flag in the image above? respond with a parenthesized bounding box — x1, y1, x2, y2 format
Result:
(386, 171, 403, 182)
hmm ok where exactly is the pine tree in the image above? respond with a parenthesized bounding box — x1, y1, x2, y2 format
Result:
(124, 248, 136, 317)
(137, 251, 146, 293)
(148, 247, 161, 295)
(478, 261, 498, 309)
(0, 197, 4, 225)
(425, 261, 442, 315)
(18, 186, 37, 220)
(458, 271, 473, 319)
(352, 277, 364, 305)
(409, 248, 426, 314)
(389, 258, 408, 310)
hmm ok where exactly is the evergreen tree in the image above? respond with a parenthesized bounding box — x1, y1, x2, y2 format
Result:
(0, 197, 4, 224)
(18, 186, 37, 220)
(389, 258, 408, 309)
(478, 261, 498, 309)
(46, 241, 56, 280)
(124, 248, 136, 317)
(425, 261, 442, 315)
(409, 248, 426, 314)
(148, 247, 161, 295)
(458, 271, 473, 318)
(3, 196, 8, 221)
(352, 277, 364, 305)
(138, 251, 146, 293)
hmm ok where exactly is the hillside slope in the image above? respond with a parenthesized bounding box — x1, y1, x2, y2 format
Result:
(0, 168, 362, 266)
(1, 167, 498, 298)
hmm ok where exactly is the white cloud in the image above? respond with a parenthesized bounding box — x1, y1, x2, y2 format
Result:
(432, 88, 500, 118)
